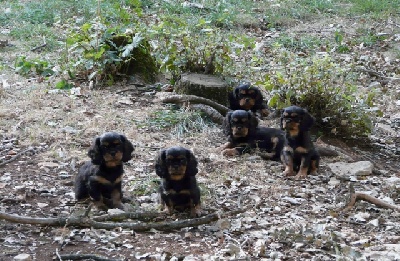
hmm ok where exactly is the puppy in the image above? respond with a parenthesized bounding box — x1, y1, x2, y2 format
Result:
(155, 146, 201, 217)
(221, 110, 284, 160)
(74, 132, 134, 210)
(228, 83, 269, 117)
(280, 106, 320, 179)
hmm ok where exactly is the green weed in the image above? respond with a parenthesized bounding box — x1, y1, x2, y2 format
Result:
(355, 27, 389, 47)
(275, 34, 324, 53)
(129, 177, 159, 197)
(258, 52, 376, 139)
(14, 56, 54, 77)
(348, 0, 400, 16)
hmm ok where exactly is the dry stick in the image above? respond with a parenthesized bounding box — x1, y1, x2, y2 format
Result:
(158, 94, 229, 116)
(342, 184, 400, 212)
(0, 147, 35, 167)
(58, 253, 122, 261)
(0, 210, 246, 231)
(92, 211, 161, 222)
(356, 67, 400, 81)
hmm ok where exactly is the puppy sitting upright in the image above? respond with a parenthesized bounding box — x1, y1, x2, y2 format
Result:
(280, 106, 320, 179)
(229, 83, 269, 117)
(155, 146, 201, 217)
(75, 132, 134, 210)
(222, 110, 284, 161)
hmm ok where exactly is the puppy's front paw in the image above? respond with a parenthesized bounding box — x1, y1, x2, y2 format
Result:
(190, 205, 202, 218)
(222, 148, 239, 157)
(283, 167, 295, 177)
(294, 169, 308, 180)
(93, 200, 108, 211)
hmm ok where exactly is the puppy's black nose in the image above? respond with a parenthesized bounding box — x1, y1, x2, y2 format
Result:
(237, 126, 242, 130)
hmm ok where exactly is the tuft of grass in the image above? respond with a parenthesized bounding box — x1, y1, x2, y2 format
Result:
(139, 105, 215, 138)
(348, 0, 400, 16)
(129, 177, 159, 197)
(275, 34, 325, 53)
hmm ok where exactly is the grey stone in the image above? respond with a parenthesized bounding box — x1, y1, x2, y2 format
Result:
(328, 161, 374, 177)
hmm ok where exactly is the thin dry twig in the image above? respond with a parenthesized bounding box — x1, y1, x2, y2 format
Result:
(342, 184, 400, 212)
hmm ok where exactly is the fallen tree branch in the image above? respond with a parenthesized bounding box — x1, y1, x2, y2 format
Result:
(92, 211, 161, 222)
(0, 147, 35, 167)
(356, 66, 400, 82)
(0, 210, 246, 231)
(157, 94, 229, 116)
(342, 184, 400, 212)
(58, 253, 122, 261)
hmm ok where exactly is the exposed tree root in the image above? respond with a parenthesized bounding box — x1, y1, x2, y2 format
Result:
(157, 94, 229, 117)
(343, 184, 400, 212)
(0, 209, 246, 231)
(189, 104, 224, 124)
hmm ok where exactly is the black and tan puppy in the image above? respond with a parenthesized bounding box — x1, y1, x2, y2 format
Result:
(155, 146, 201, 217)
(74, 132, 134, 210)
(221, 110, 284, 160)
(280, 106, 320, 179)
(229, 83, 269, 117)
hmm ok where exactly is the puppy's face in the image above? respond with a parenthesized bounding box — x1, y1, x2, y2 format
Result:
(229, 110, 253, 138)
(281, 106, 314, 137)
(164, 147, 189, 181)
(88, 132, 134, 167)
(99, 133, 125, 167)
(235, 85, 260, 110)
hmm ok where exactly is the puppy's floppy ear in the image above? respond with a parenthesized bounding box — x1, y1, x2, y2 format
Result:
(88, 137, 102, 165)
(301, 109, 315, 131)
(248, 111, 259, 131)
(155, 149, 168, 178)
(222, 111, 233, 136)
(255, 88, 263, 104)
(234, 87, 240, 99)
(185, 149, 198, 176)
(119, 135, 134, 162)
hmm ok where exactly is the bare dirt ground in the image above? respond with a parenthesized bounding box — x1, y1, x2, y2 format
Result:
(1, 17, 400, 261)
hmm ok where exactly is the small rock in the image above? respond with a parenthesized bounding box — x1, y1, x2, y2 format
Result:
(368, 219, 380, 227)
(368, 81, 381, 88)
(328, 161, 374, 177)
(282, 196, 305, 205)
(13, 254, 32, 261)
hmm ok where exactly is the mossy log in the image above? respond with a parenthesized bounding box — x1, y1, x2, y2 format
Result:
(110, 34, 158, 82)
(175, 73, 230, 106)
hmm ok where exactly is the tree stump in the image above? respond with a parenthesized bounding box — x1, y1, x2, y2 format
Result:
(175, 73, 230, 106)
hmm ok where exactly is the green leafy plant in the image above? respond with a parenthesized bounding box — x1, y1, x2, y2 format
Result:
(66, 18, 157, 85)
(275, 34, 323, 53)
(258, 52, 376, 139)
(150, 16, 253, 84)
(14, 56, 55, 77)
(334, 30, 351, 53)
